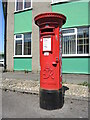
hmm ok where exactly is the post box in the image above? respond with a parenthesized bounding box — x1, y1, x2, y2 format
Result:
(34, 12, 66, 110)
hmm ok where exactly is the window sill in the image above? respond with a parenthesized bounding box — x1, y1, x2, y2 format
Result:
(51, 0, 70, 5)
(13, 55, 32, 58)
(14, 7, 33, 14)
(62, 54, 90, 58)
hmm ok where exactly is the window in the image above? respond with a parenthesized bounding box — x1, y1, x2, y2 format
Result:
(15, 0, 32, 12)
(62, 27, 89, 56)
(14, 33, 32, 56)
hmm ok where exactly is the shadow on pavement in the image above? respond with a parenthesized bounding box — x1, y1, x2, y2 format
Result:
(63, 85, 69, 93)
(62, 85, 69, 105)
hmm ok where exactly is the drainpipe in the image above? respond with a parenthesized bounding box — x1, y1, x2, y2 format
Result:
(3, 2, 7, 71)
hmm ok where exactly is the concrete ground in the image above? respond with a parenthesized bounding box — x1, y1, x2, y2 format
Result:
(2, 90, 88, 118)
(2, 70, 40, 81)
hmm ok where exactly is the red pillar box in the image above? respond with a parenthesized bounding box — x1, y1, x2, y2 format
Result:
(34, 12, 66, 110)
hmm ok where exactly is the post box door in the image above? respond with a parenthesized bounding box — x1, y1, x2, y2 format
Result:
(40, 32, 61, 90)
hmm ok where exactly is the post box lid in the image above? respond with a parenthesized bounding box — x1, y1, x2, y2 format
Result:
(34, 12, 66, 27)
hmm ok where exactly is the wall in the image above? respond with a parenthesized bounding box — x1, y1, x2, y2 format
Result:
(62, 57, 89, 74)
(14, 1, 52, 72)
(14, 10, 32, 34)
(14, 58, 32, 71)
(52, 1, 90, 74)
(8, 1, 89, 74)
(32, 1, 52, 73)
(52, 1, 89, 28)
(6, 2, 14, 71)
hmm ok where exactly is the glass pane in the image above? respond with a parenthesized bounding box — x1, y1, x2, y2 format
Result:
(77, 34, 83, 38)
(62, 35, 76, 54)
(71, 37, 76, 54)
(85, 39, 89, 44)
(24, 0, 31, 9)
(16, 34, 22, 38)
(16, 0, 23, 11)
(62, 29, 75, 34)
(24, 33, 31, 55)
(77, 27, 89, 54)
(77, 45, 83, 54)
(78, 39, 83, 44)
(84, 45, 89, 54)
(77, 27, 89, 36)
(15, 40, 22, 55)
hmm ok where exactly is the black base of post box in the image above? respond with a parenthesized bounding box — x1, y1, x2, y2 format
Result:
(40, 88, 64, 110)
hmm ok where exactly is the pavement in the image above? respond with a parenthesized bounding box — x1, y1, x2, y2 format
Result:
(2, 90, 88, 118)
(0, 67, 89, 101)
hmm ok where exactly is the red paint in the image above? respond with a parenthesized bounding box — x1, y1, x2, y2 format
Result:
(34, 12, 66, 90)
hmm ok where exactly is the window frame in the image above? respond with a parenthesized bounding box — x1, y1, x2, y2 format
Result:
(62, 27, 89, 57)
(89, 27, 90, 56)
(15, 0, 32, 12)
(14, 33, 32, 57)
(51, 0, 70, 4)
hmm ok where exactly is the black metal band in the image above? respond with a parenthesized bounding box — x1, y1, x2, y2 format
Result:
(39, 88, 64, 110)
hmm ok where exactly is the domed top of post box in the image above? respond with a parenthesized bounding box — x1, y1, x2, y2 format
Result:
(34, 12, 66, 27)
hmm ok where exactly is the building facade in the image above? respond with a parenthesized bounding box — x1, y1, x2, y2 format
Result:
(6, 0, 90, 75)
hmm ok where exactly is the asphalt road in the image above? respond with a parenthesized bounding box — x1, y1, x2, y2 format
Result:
(2, 90, 88, 118)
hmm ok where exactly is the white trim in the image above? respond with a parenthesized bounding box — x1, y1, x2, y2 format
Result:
(51, 0, 70, 4)
(14, 7, 32, 13)
(13, 55, 32, 58)
(31, 33, 32, 56)
(89, 27, 90, 54)
(62, 28, 77, 35)
(14, 36, 15, 56)
(15, 0, 17, 12)
(76, 28, 77, 54)
(14, 34, 23, 56)
(14, 34, 23, 39)
(22, 34, 24, 55)
(23, 0, 25, 10)
(62, 54, 90, 57)
(14, 33, 32, 57)
(63, 33, 76, 36)
(31, 0, 32, 8)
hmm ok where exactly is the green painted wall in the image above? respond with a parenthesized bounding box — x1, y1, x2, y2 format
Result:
(88, 58, 90, 74)
(62, 58, 89, 74)
(52, 1, 89, 28)
(14, 58, 32, 71)
(14, 10, 32, 34)
(89, 1, 90, 25)
(14, 10, 32, 71)
(52, 1, 89, 74)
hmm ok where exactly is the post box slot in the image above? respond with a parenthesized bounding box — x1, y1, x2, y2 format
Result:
(41, 28, 53, 33)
